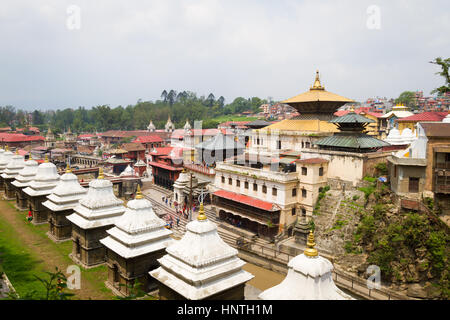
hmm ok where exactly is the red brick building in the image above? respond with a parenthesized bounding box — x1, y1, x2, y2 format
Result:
(147, 147, 183, 190)
(0, 133, 45, 149)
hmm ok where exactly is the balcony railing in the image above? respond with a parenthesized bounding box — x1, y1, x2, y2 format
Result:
(216, 162, 298, 183)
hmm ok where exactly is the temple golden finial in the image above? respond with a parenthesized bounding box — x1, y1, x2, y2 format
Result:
(135, 185, 143, 199)
(350, 105, 355, 113)
(44, 155, 49, 163)
(15, 149, 19, 155)
(311, 70, 324, 90)
(98, 167, 104, 179)
(29, 154, 33, 160)
(65, 164, 72, 173)
(304, 230, 318, 257)
(197, 202, 207, 221)
(5, 145, 9, 152)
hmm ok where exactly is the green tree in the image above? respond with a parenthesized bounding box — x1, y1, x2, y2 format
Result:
(395, 91, 416, 108)
(430, 57, 450, 95)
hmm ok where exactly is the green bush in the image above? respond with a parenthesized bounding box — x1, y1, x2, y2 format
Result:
(426, 231, 448, 275)
(374, 162, 388, 175)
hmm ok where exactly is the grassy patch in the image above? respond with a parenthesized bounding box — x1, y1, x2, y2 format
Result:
(0, 214, 48, 298)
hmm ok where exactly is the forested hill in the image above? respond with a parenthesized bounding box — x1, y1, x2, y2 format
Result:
(0, 90, 267, 134)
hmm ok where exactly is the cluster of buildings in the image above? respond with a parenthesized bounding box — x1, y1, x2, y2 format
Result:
(0, 147, 351, 300)
(0, 69, 448, 300)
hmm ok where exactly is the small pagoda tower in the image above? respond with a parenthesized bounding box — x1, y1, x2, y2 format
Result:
(45, 127, 56, 148)
(23, 156, 60, 224)
(183, 119, 191, 132)
(314, 108, 390, 153)
(43, 165, 88, 242)
(147, 120, 156, 132)
(1, 151, 26, 200)
(100, 186, 173, 296)
(0, 146, 14, 193)
(66, 168, 126, 268)
(11, 155, 39, 210)
(150, 203, 254, 300)
(165, 116, 175, 133)
(258, 230, 354, 300)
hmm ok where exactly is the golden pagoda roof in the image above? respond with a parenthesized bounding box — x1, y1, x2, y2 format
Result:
(261, 119, 339, 132)
(283, 71, 354, 105)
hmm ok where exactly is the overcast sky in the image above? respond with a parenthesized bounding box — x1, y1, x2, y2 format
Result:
(0, 0, 449, 110)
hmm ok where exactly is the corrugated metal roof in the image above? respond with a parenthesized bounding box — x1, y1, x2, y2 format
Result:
(330, 112, 375, 124)
(213, 190, 280, 212)
(195, 134, 244, 151)
(314, 134, 390, 149)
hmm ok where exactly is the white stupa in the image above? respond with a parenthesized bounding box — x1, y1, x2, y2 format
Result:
(150, 203, 254, 300)
(43, 165, 88, 214)
(1, 151, 26, 181)
(119, 164, 135, 177)
(165, 116, 175, 133)
(100, 185, 173, 259)
(183, 119, 191, 131)
(12, 155, 39, 189)
(23, 156, 60, 198)
(259, 231, 354, 300)
(384, 127, 405, 145)
(67, 168, 125, 230)
(0, 146, 14, 175)
(147, 120, 156, 132)
(400, 127, 417, 145)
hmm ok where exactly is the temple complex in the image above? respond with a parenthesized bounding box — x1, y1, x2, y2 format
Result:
(1, 151, 25, 200)
(22, 156, 60, 224)
(100, 186, 173, 296)
(43, 165, 87, 242)
(150, 203, 254, 300)
(258, 231, 354, 300)
(11, 155, 39, 210)
(66, 168, 126, 268)
(0, 147, 14, 193)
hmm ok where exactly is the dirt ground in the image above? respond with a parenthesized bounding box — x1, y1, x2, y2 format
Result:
(242, 263, 284, 291)
(0, 200, 114, 300)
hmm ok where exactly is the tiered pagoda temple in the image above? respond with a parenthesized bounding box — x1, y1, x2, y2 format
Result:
(314, 109, 390, 153)
(43, 165, 88, 242)
(22, 156, 60, 224)
(0, 147, 14, 193)
(282, 70, 354, 121)
(1, 151, 25, 200)
(100, 186, 173, 296)
(150, 203, 254, 300)
(12, 155, 39, 210)
(67, 168, 125, 268)
(259, 231, 354, 300)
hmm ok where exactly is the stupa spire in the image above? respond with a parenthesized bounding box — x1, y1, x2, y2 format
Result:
(304, 230, 318, 257)
(135, 184, 143, 199)
(197, 202, 207, 221)
(311, 70, 325, 90)
(98, 167, 104, 179)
